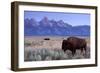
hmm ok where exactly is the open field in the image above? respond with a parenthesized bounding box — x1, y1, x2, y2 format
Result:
(24, 36, 90, 61)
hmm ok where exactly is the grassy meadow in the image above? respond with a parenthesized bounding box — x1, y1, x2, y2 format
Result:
(24, 36, 90, 61)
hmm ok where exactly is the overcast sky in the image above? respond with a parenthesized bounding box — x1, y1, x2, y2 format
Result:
(24, 11, 90, 26)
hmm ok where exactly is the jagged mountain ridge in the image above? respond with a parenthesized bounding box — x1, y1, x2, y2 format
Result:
(24, 17, 90, 36)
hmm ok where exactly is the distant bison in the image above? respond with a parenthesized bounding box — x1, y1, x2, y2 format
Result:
(44, 38, 50, 40)
(62, 37, 87, 55)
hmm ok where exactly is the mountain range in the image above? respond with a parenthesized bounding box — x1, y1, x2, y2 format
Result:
(24, 17, 90, 36)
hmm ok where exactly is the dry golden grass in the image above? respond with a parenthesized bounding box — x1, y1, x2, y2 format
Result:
(24, 36, 90, 50)
(24, 36, 90, 61)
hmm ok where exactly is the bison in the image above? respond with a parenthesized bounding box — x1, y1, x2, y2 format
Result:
(62, 37, 87, 55)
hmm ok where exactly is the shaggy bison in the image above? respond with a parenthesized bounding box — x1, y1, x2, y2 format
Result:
(62, 37, 87, 55)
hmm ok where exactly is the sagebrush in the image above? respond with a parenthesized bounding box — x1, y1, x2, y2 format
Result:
(24, 48, 90, 61)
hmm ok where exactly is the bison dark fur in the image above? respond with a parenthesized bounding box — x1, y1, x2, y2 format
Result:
(62, 37, 87, 55)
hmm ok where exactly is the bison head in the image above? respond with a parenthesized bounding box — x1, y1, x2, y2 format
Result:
(62, 40, 72, 52)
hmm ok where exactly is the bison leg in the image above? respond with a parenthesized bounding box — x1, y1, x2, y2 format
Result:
(82, 45, 87, 55)
(63, 49, 66, 52)
(81, 48, 84, 53)
(62, 47, 66, 52)
(83, 47, 87, 55)
(84, 47, 86, 52)
(72, 49, 76, 56)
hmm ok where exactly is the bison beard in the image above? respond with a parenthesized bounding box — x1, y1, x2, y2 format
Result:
(62, 37, 87, 56)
